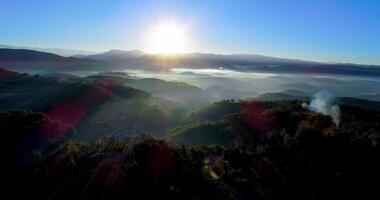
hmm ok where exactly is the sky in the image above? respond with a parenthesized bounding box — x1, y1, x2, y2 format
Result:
(0, 0, 379, 64)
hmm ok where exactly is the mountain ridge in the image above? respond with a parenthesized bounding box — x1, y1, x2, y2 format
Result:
(1, 47, 380, 76)
(0, 44, 100, 56)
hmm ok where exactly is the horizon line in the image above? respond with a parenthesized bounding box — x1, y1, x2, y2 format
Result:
(1, 43, 379, 67)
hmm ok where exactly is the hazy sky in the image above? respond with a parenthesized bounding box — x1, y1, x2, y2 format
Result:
(0, 0, 379, 64)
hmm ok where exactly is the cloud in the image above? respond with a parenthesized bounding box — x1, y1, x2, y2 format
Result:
(302, 91, 340, 126)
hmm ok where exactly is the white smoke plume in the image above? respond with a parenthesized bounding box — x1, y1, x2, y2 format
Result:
(302, 91, 340, 127)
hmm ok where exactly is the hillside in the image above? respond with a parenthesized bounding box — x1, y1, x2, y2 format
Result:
(0, 48, 102, 71)
(0, 44, 99, 56)
(2, 1, 380, 199)
(1, 68, 380, 199)
(170, 99, 380, 145)
(0, 68, 183, 139)
(87, 74, 214, 108)
(2, 99, 379, 199)
(253, 91, 380, 111)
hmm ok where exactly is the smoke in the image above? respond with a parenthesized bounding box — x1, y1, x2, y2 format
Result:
(302, 91, 340, 126)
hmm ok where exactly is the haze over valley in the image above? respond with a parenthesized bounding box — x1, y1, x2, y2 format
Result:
(1, 1, 380, 199)
(2, 47, 380, 103)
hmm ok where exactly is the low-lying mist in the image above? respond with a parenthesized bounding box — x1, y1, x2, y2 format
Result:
(122, 68, 380, 101)
(22, 67, 380, 103)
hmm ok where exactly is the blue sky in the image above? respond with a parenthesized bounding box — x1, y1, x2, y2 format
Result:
(0, 0, 379, 64)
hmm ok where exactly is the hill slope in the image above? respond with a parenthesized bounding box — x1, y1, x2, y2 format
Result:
(0, 48, 102, 71)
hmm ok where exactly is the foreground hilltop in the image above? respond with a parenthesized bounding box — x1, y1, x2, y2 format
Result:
(2, 100, 380, 199)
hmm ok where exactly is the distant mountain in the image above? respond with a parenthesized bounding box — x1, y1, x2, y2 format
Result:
(78, 49, 145, 61)
(2, 46, 380, 76)
(0, 44, 99, 56)
(80, 50, 380, 76)
(0, 48, 78, 61)
(79, 50, 316, 71)
(0, 48, 102, 72)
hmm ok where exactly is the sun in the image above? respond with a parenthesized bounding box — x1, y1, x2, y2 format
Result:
(148, 22, 187, 54)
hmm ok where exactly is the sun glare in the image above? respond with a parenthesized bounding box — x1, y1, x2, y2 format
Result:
(148, 22, 187, 54)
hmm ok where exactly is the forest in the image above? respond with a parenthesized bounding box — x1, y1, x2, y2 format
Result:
(1, 68, 379, 199)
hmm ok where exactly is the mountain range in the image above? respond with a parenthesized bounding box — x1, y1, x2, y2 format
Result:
(1, 46, 380, 76)
(0, 44, 99, 56)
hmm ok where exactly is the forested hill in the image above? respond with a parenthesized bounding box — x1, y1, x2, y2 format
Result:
(0, 68, 184, 139)
(1, 68, 380, 199)
(2, 99, 379, 199)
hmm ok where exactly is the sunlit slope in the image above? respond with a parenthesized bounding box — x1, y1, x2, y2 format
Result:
(0, 68, 181, 139)
(170, 100, 380, 146)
